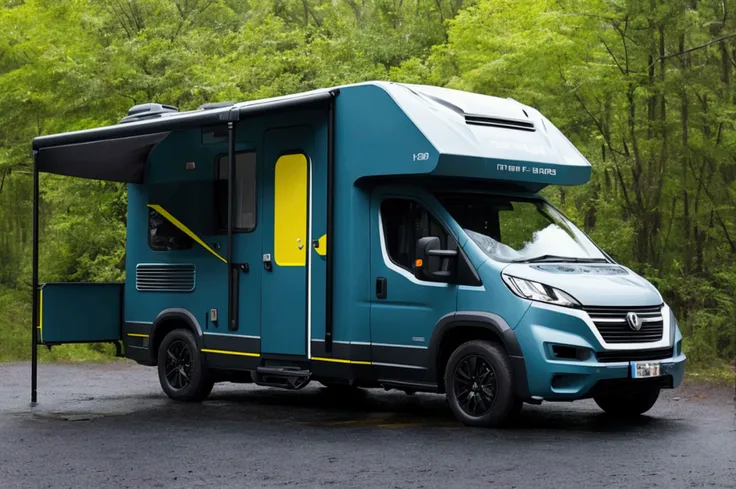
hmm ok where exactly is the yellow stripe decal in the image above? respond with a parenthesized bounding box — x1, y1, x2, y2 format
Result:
(311, 356, 371, 365)
(148, 204, 227, 263)
(127, 333, 149, 338)
(37, 288, 43, 342)
(202, 348, 260, 358)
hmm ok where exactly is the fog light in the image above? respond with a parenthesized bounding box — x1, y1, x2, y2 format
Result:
(551, 345, 591, 361)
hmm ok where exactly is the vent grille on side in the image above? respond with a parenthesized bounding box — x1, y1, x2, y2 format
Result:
(136, 264, 195, 292)
(465, 115, 535, 132)
(584, 305, 664, 344)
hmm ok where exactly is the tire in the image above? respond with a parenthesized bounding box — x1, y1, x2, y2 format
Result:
(157, 329, 213, 402)
(445, 340, 517, 428)
(594, 385, 660, 417)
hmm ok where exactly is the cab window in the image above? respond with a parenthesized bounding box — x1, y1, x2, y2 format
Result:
(380, 198, 455, 272)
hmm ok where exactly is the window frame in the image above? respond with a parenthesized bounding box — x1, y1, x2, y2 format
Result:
(213, 150, 258, 234)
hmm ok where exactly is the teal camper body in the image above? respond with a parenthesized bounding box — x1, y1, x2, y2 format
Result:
(30, 82, 686, 426)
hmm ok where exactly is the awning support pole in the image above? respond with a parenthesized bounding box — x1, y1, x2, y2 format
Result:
(325, 90, 338, 353)
(227, 109, 239, 331)
(31, 151, 39, 405)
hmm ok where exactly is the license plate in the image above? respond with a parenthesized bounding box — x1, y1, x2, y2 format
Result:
(631, 361, 661, 378)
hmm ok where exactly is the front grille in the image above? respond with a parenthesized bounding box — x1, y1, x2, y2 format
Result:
(136, 264, 195, 292)
(596, 347, 673, 363)
(584, 305, 664, 344)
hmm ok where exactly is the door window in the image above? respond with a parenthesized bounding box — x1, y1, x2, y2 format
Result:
(380, 198, 455, 272)
(215, 151, 257, 232)
(274, 153, 308, 267)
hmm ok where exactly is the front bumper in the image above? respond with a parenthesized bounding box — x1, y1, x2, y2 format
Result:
(513, 302, 686, 401)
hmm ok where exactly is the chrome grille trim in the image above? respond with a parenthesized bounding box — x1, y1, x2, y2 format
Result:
(136, 264, 195, 292)
(584, 305, 664, 344)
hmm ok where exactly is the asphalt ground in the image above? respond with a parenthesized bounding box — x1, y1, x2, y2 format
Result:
(0, 361, 734, 489)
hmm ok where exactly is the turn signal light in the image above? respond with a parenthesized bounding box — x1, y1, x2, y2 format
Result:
(415, 258, 423, 268)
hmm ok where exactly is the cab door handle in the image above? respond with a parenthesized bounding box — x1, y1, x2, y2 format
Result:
(376, 277, 387, 299)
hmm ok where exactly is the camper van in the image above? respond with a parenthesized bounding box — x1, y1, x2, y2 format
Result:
(30, 82, 686, 427)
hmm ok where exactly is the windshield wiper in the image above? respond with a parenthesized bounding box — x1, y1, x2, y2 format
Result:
(512, 255, 608, 264)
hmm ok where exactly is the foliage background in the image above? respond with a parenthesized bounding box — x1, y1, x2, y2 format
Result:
(0, 0, 733, 378)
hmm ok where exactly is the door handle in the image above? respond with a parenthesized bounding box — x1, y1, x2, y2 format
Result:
(376, 277, 387, 299)
(263, 253, 272, 271)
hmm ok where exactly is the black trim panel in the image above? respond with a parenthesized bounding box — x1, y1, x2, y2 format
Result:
(123, 322, 153, 365)
(203, 333, 261, 371)
(372, 364, 430, 383)
(371, 344, 428, 369)
(205, 352, 260, 372)
(310, 340, 370, 363)
(203, 333, 260, 353)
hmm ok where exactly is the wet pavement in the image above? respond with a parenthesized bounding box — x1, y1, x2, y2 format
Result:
(0, 361, 734, 488)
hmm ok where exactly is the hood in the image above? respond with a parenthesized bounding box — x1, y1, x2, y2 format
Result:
(501, 263, 662, 307)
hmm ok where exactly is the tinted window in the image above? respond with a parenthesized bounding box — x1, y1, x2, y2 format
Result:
(380, 198, 454, 271)
(216, 151, 257, 232)
(148, 207, 193, 251)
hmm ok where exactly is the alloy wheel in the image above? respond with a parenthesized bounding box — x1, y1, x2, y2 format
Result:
(453, 354, 497, 417)
(164, 340, 193, 390)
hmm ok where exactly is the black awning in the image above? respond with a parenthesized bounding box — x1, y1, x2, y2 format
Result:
(32, 89, 337, 183)
(36, 132, 169, 183)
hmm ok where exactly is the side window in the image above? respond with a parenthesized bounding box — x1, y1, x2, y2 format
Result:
(380, 198, 454, 272)
(215, 151, 257, 232)
(148, 206, 193, 251)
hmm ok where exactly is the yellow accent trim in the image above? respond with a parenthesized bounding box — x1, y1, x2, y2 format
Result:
(38, 288, 43, 342)
(202, 348, 260, 358)
(311, 356, 371, 365)
(148, 204, 227, 263)
(315, 234, 327, 256)
(127, 333, 149, 338)
(274, 154, 308, 267)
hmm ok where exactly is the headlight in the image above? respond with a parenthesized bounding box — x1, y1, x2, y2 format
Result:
(502, 274, 581, 308)
(669, 307, 679, 341)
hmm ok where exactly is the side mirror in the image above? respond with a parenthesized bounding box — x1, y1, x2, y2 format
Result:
(414, 236, 458, 282)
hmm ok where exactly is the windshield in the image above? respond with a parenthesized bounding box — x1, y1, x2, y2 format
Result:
(436, 193, 608, 263)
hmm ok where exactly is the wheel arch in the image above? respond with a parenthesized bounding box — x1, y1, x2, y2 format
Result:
(148, 308, 204, 364)
(429, 311, 531, 400)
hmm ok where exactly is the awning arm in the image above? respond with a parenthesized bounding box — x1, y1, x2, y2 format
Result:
(31, 150, 39, 405)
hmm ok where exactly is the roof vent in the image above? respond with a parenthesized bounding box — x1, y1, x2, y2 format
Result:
(465, 114, 535, 132)
(198, 101, 234, 110)
(120, 103, 179, 124)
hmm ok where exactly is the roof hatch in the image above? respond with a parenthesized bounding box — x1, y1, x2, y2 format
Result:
(120, 103, 179, 124)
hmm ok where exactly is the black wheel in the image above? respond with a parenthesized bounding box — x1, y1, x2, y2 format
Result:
(594, 385, 660, 417)
(445, 340, 517, 428)
(157, 329, 213, 402)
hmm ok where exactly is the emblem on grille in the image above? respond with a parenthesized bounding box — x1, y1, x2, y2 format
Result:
(626, 312, 642, 331)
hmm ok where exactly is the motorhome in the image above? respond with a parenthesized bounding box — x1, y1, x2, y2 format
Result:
(30, 82, 686, 427)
